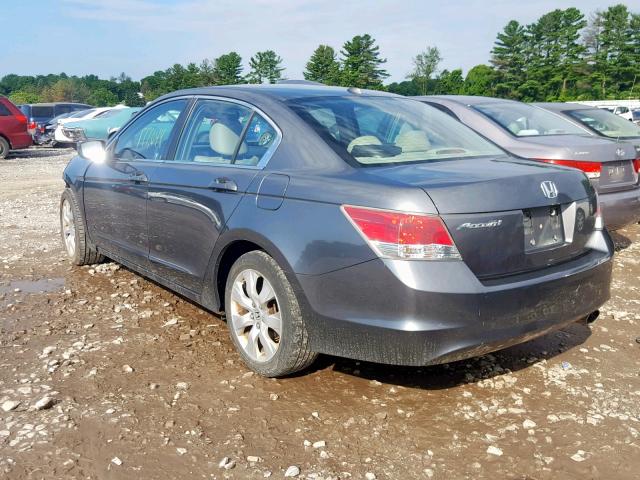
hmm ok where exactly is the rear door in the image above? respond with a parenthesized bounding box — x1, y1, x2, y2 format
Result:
(83, 98, 189, 268)
(146, 98, 280, 292)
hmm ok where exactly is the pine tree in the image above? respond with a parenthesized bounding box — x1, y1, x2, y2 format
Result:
(600, 4, 634, 96)
(304, 45, 341, 85)
(213, 52, 244, 85)
(340, 34, 388, 89)
(490, 20, 527, 98)
(246, 51, 284, 84)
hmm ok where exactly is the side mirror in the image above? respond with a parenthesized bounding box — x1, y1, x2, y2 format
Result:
(78, 140, 108, 163)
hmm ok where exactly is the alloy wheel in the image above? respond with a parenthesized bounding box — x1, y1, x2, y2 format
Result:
(229, 268, 282, 362)
(61, 199, 76, 257)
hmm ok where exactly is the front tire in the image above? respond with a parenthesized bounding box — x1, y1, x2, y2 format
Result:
(225, 251, 317, 377)
(60, 189, 104, 266)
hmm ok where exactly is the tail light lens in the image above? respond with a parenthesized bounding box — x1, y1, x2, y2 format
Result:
(538, 159, 601, 179)
(15, 114, 27, 125)
(633, 158, 640, 174)
(342, 205, 461, 260)
(27, 119, 36, 134)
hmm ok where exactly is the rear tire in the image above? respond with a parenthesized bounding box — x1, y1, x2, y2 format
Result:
(60, 189, 104, 266)
(0, 137, 9, 159)
(225, 251, 317, 377)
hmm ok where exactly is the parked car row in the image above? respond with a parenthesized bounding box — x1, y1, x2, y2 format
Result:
(418, 96, 640, 229)
(60, 83, 624, 377)
(0, 98, 144, 158)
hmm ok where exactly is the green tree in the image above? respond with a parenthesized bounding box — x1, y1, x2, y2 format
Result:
(304, 45, 341, 85)
(386, 81, 420, 96)
(340, 34, 388, 89)
(462, 64, 496, 95)
(407, 46, 442, 95)
(87, 87, 119, 106)
(599, 4, 635, 97)
(7, 88, 41, 104)
(435, 68, 464, 94)
(247, 50, 284, 84)
(490, 20, 527, 98)
(213, 52, 244, 85)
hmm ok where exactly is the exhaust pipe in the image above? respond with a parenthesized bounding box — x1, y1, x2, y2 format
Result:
(583, 310, 600, 325)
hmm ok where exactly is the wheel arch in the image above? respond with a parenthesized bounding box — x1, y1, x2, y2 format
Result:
(0, 133, 11, 149)
(202, 229, 302, 314)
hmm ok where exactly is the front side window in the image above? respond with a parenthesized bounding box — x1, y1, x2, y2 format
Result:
(474, 102, 585, 137)
(176, 99, 278, 167)
(288, 96, 503, 166)
(114, 99, 187, 160)
(566, 108, 640, 138)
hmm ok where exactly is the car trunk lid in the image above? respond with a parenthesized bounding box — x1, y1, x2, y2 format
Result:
(367, 156, 599, 279)
(518, 135, 639, 192)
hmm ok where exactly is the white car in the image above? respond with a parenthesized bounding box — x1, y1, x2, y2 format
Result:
(54, 106, 124, 143)
(600, 105, 634, 121)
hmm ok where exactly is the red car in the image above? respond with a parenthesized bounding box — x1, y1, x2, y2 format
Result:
(0, 96, 32, 158)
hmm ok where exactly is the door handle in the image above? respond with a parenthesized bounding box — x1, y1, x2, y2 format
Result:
(129, 171, 148, 183)
(210, 177, 238, 192)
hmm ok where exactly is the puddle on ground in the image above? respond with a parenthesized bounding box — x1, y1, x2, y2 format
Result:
(0, 278, 65, 296)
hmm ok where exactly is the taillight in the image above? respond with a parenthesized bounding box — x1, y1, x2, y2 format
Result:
(15, 114, 27, 125)
(342, 205, 461, 260)
(633, 158, 640, 174)
(538, 159, 601, 179)
(27, 119, 36, 133)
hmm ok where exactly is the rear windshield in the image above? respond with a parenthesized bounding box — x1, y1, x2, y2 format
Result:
(474, 102, 585, 137)
(31, 106, 54, 118)
(566, 108, 640, 138)
(68, 109, 95, 118)
(287, 96, 503, 166)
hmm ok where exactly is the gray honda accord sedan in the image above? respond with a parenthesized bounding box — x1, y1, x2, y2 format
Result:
(417, 95, 640, 230)
(60, 85, 613, 377)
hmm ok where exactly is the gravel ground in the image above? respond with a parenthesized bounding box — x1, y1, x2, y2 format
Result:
(1, 147, 639, 480)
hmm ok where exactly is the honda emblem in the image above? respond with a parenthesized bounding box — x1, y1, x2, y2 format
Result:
(540, 180, 558, 199)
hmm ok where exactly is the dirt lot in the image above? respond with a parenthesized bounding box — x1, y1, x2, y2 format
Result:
(0, 148, 639, 480)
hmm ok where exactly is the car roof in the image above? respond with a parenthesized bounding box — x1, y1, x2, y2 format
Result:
(532, 102, 593, 111)
(157, 84, 399, 103)
(419, 95, 523, 106)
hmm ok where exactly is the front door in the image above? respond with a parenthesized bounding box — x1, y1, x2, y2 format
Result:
(146, 98, 280, 293)
(83, 98, 189, 268)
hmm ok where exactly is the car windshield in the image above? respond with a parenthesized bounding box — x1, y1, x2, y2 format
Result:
(287, 96, 504, 166)
(474, 102, 585, 137)
(566, 108, 640, 138)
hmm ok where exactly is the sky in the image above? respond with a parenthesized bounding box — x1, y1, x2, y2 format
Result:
(0, 0, 623, 83)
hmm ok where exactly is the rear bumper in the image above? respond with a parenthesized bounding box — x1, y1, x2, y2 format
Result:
(600, 186, 640, 229)
(297, 232, 613, 366)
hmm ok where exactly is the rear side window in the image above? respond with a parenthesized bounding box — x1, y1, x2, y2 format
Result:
(176, 99, 278, 167)
(114, 99, 188, 161)
(55, 105, 74, 115)
(0, 103, 11, 116)
(31, 106, 54, 118)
